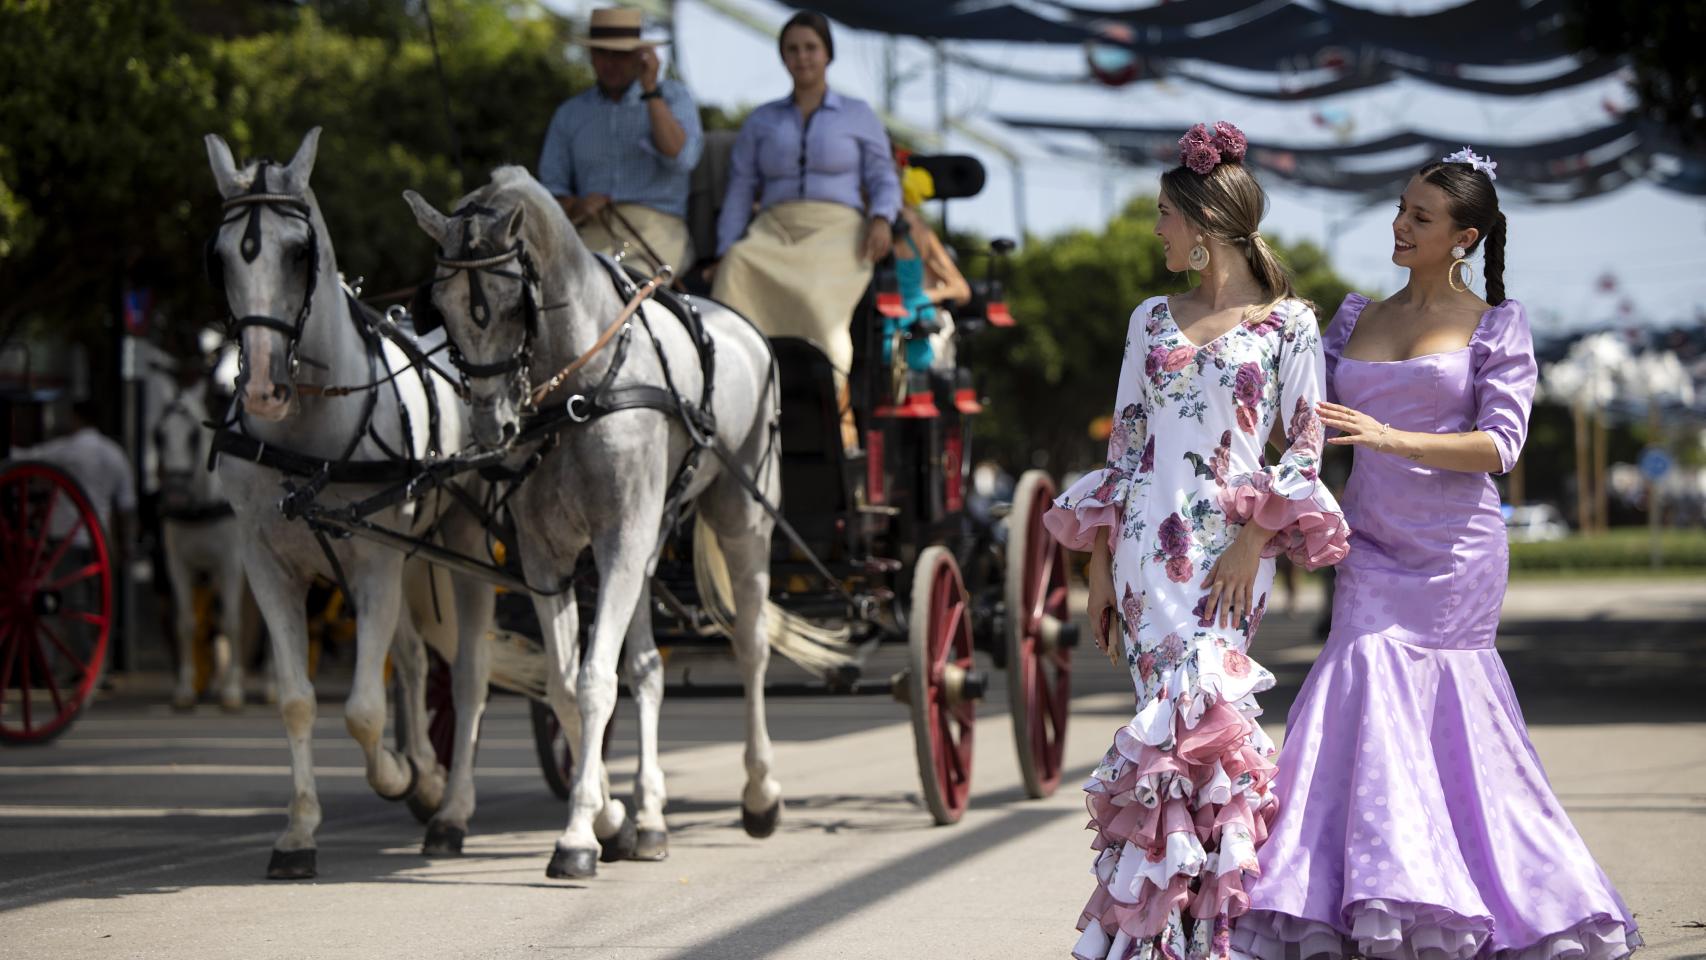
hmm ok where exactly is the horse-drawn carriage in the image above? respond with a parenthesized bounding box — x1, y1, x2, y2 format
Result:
(0, 346, 115, 744)
(199, 127, 1076, 880)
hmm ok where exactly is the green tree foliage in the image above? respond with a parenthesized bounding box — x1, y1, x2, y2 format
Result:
(963, 196, 1356, 472)
(1570, 0, 1706, 143)
(0, 0, 588, 351)
(0, 0, 219, 337)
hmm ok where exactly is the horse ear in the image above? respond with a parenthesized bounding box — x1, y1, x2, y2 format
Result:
(281, 126, 322, 192)
(502, 205, 526, 244)
(205, 133, 242, 198)
(403, 190, 450, 246)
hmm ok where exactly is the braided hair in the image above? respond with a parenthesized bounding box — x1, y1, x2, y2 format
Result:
(1417, 160, 1507, 304)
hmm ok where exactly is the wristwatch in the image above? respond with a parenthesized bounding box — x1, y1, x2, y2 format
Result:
(640, 87, 663, 101)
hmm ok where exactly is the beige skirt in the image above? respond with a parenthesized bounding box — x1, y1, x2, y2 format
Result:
(712, 201, 871, 374)
(577, 203, 693, 277)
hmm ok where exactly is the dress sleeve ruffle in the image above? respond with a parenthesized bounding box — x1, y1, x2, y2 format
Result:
(1044, 468, 1129, 553)
(1218, 470, 1350, 570)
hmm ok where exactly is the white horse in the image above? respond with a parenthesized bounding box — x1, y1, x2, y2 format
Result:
(155, 376, 258, 712)
(404, 167, 785, 878)
(205, 127, 505, 879)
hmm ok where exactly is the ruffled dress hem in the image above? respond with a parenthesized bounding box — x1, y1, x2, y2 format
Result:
(1230, 903, 1641, 960)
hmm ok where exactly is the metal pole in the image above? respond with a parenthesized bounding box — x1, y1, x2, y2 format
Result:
(1010, 157, 1028, 242)
(883, 36, 898, 117)
(933, 40, 947, 145)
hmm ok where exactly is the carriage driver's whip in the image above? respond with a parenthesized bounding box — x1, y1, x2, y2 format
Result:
(528, 265, 673, 407)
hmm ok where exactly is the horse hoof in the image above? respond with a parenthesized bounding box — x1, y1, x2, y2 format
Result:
(741, 799, 782, 839)
(375, 754, 420, 803)
(633, 829, 669, 862)
(421, 821, 465, 857)
(546, 846, 597, 880)
(598, 813, 638, 863)
(266, 848, 317, 880)
(219, 698, 244, 714)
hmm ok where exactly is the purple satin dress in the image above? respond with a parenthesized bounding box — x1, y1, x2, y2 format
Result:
(1232, 296, 1642, 960)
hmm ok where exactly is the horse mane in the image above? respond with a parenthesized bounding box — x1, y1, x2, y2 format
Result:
(451, 165, 582, 265)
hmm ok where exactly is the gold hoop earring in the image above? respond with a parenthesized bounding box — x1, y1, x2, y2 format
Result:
(1188, 234, 1210, 272)
(1448, 255, 1473, 293)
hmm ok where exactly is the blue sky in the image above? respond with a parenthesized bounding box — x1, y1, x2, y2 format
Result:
(543, 0, 1706, 337)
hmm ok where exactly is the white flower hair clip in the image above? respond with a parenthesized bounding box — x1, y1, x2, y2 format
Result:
(1442, 146, 1497, 180)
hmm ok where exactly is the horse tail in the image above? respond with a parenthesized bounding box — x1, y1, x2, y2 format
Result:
(692, 516, 854, 675)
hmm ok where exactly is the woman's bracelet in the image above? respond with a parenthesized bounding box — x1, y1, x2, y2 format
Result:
(1376, 422, 1391, 451)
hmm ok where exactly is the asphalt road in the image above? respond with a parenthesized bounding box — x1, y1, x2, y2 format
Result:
(2, 577, 1703, 959)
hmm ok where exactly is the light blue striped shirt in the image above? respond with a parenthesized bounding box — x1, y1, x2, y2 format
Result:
(537, 79, 703, 219)
(716, 90, 902, 256)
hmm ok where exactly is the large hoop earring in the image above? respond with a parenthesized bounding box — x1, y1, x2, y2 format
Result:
(1446, 257, 1473, 291)
(1188, 234, 1210, 272)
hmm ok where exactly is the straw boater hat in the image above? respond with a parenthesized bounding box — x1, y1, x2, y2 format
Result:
(579, 7, 665, 51)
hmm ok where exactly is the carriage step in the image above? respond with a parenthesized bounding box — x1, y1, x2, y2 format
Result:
(858, 503, 900, 516)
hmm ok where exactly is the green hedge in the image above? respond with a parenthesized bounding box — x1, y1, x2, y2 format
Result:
(1509, 529, 1706, 571)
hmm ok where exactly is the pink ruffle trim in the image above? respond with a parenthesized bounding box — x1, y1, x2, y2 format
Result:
(1044, 500, 1120, 553)
(1077, 699, 1277, 947)
(1218, 482, 1350, 570)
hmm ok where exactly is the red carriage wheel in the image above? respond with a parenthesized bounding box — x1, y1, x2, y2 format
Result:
(903, 545, 982, 825)
(423, 648, 457, 770)
(394, 647, 456, 823)
(1005, 470, 1074, 798)
(0, 462, 113, 745)
(530, 694, 618, 800)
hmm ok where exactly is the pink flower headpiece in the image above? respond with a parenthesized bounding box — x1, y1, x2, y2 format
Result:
(1178, 121, 1248, 175)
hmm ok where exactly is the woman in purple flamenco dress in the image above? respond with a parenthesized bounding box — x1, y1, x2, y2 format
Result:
(1231, 153, 1642, 960)
(1045, 123, 1351, 960)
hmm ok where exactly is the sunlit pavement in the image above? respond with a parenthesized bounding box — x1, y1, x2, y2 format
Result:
(2, 577, 1702, 959)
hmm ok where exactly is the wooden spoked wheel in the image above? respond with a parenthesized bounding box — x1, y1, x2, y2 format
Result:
(0, 462, 113, 745)
(530, 698, 618, 801)
(1005, 470, 1074, 798)
(904, 545, 979, 825)
(395, 646, 456, 818)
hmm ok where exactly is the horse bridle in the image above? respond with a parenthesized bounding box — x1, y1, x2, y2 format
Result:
(205, 163, 322, 383)
(424, 205, 562, 412)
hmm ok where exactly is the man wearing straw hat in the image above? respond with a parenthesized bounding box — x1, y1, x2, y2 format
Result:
(538, 6, 703, 275)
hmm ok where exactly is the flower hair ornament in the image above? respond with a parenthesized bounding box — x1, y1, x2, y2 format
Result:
(1442, 146, 1498, 180)
(1178, 121, 1249, 175)
(901, 165, 936, 208)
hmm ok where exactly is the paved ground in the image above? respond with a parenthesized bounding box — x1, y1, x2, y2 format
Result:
(2, 577, 1703, 959)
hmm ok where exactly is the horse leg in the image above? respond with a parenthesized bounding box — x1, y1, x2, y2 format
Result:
(704, 484, 782, 837)
(426, 531, 496, 856)
(547, 534, 646, 879)
(342, 553, 418, 805)
(244, 546, 320, 879)
(624, 583, 668, 860)
(389, 588, 446, 824)
(532, 579, 600, 878)
(215, 546, 249, 712)
(165, 529, 198, 711)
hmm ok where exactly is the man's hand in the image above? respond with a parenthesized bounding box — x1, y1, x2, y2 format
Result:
(862, 216, 893, 263)
(639, 48, 660, 94)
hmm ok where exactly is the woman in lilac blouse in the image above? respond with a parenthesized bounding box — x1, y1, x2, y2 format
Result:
(1232, 153, 1641, 960)
(709, 11, 901, 450)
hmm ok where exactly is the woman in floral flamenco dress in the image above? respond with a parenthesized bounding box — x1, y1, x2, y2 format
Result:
(1231, 151, 1641, 960)
(1044, 122, 1350, 960)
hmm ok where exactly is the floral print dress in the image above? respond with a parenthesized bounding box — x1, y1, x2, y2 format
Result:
(1043, 295, 1350, 960)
